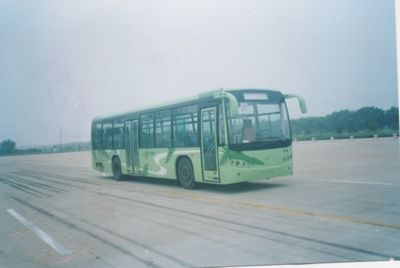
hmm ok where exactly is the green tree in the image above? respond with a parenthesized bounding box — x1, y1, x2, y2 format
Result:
(0, 139, 16, 154)
(291, 106, 398, 138)
(385, 107, 399, 130)
(355, 107, 385, 131)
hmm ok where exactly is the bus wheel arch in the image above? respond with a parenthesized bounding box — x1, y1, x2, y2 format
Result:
(112, 155, 123, 180)
(176, 156, 196, 189)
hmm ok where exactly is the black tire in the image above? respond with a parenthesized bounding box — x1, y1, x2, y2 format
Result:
(112, 157, 123, 181)
(177, 157, 196, 189)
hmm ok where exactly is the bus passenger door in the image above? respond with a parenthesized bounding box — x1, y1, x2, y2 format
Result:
(125, 120, 140, 174)
(200, 107, 220, 182)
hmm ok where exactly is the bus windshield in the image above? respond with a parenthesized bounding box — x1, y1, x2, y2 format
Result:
(227, 100, 290, 149)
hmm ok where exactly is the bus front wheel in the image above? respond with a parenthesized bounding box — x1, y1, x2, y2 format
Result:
(177, 157, 195, 189)
(112, 157, 123, 181)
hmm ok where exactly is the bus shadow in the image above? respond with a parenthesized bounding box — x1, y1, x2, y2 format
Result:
(99, 175, 181, 188)
(98, 175, 286, 193)
(195, 181, 286, 193)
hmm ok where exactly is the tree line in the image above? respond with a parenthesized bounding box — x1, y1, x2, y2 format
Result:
(1, 106, 399, 155)
(0, 139, 90, 156)
(291, 106, 399, 140)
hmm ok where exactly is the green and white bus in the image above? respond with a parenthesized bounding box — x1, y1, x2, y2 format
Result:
(91, 89, 306, 189)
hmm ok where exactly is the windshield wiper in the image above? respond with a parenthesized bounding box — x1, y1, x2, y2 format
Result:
(255, 136, 288, 142)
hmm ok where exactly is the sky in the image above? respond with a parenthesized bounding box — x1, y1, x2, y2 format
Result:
(0, 0, 398, 147)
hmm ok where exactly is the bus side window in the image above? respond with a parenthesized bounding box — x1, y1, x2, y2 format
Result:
(173, 105, 198, 147)
(102, 122, 113, 149)
(219, 104, 225, 145)
(155, 110, 172, 147)
(113, 119, 125, 149)
(93, 122, 102, 149)
(140, 113, 155, 148)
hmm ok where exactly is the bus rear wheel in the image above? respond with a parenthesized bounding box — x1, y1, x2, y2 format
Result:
(177, 157, 195, 189)
(112, 157, 123, 181)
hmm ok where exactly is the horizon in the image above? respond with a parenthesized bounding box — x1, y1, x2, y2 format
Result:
(5, 104, 396, 149)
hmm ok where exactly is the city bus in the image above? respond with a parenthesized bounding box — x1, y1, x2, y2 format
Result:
(91, 89, 306, 189)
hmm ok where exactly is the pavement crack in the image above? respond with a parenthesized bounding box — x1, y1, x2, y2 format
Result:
(10, 196, 190, 267)
(96, 191, 399, 260)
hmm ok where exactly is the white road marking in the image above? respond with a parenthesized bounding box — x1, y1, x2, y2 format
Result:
(296, 178, 396, 186)
(7, 208, 72, 256)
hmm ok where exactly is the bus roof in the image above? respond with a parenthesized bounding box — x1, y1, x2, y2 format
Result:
(92, 88, 282, 122)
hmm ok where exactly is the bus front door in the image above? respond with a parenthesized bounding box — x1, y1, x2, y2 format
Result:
(125, 120, 140, 174)
(200, 107, 220, 182)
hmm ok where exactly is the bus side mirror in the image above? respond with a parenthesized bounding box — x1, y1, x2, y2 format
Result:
(214, 91, 239, 116)
(284, 94, 307, 114)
